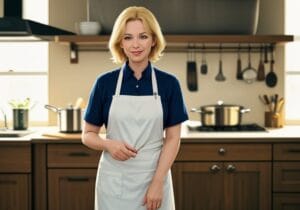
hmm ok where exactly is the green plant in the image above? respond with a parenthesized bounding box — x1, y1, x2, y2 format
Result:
(8, 98, 31, 109)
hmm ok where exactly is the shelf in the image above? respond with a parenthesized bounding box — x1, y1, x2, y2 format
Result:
(54, 35, 294, 63)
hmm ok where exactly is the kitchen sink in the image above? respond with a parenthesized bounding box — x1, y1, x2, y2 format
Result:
(0, 129, 34, 137)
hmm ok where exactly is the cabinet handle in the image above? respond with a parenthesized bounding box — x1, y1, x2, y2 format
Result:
(218, 148, 226, 155)
(288, 149, 300, 153)
(67, 176, 89, 182)
(68, 152, 90, 157)
(226, 164, 236, 172)
(210, 164, 221, 173)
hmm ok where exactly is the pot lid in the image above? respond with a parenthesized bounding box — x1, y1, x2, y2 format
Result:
(202, 100, 243, 108)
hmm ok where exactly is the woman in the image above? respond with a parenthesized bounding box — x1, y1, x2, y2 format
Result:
(82, 6, 188, 210)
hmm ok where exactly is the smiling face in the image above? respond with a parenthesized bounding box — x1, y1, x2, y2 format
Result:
(120, 20, 155, 66)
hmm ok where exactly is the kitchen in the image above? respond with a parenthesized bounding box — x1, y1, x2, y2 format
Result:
(0, 0, 300, 210)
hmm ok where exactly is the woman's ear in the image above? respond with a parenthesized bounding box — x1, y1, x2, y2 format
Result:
(152, 37, 156, 47)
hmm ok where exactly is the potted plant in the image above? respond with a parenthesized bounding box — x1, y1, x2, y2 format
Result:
(8, 98, 31, 130)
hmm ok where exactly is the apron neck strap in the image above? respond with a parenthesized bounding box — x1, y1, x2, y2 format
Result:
(115, 63, 158, 96)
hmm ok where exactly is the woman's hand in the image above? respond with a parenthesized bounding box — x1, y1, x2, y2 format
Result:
(143, 179, 164, 210)
(105, 140, 137, 161)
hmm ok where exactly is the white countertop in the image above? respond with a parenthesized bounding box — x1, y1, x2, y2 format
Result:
(181, 121, 300, 140)
(0, 123, 300, 142)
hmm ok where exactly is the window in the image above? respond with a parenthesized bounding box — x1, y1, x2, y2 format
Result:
(285, 0, 300, 123)
(0, 0, 48, 125)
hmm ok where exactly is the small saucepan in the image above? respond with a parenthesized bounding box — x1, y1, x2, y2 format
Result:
(191, 101, 251, 127)
(45, 104, 82, 133)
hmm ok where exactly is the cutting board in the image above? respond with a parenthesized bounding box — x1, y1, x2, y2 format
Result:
(42, 132, 82, 139)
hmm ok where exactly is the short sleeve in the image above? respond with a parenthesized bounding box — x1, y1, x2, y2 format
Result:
(84, 77, 105, 126)
(165, 77, 189, 128)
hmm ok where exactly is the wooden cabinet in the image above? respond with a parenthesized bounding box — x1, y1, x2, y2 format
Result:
(273, 144, 300, 210)
(47, 143, 100, 210)
(48, 169, 97, 210)
(172, 143, 272, 210)
(0, 143, 31, 210)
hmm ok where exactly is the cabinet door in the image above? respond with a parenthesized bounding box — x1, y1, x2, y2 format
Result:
(0, 174, 30, 210)
(225, 162, 271, 210)
(172, 162, 224, 210)
(48, 169, 97, 210)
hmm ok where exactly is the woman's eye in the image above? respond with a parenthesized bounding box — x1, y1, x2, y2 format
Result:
(140, 35, 148, 39)
(123, 36, 132, 40)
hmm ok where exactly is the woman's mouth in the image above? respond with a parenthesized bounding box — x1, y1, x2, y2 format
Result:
(131, 50, 143, 56)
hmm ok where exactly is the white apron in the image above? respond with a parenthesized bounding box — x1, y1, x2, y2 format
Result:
(95, 64, 175, 210)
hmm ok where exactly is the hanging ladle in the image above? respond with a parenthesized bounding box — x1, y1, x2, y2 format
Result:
(215, 46, 226, 81)
(242, 47, 257, 84)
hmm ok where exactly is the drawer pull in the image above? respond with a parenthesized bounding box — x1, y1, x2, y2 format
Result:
(287, 149, 300, 153)
(67, 176, 89, 182)
(218, 148, 226, 155)
(68, 152, 90, 157)
(226, 164, 236, 172)
(210, 164, 221, 173)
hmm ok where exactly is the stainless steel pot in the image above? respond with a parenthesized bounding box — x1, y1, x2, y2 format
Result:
(191, 101, 250, 126)
(45, 104, 82, 133)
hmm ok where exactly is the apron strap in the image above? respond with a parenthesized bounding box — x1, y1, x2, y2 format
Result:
(115, 63, 159, 97)
(151, 66, 158, 96)
(115, 63, 125, 96)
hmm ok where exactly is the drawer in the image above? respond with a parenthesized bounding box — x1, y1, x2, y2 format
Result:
(176, 143, 272, 161)
(47, 144, 101, 168)
(0, 143, 31, 173)
(273, 162, 300, 192)
(274, 144, 300, 161)
(273, 193, 300, 210)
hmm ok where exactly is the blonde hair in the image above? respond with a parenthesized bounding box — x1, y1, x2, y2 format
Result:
(108, 6, 166, 64)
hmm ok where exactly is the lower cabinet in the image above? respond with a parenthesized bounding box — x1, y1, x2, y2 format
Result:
(172, 162, 271, 210)
(0, 174, 31, 210)
(172, 143, 272, 210)
(273, 144, 300, 210)
(48, 169, 97, 210)
(0, 143, 31, 210)
(31, 141, 300, 210)
(46, 143, 100, 210)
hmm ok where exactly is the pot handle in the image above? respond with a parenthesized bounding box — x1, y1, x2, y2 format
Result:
(44, 104, 60, 113)
(191, 108, 213, 114)
(191, 108, 202, 113)
(240, 108, 251, 114)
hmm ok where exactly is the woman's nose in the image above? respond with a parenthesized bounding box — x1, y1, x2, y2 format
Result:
(132, 38, 140, 47)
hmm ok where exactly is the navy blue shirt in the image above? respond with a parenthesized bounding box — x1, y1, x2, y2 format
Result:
(84, 62, 189, 129)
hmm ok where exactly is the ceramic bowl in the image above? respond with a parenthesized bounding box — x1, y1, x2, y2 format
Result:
(78, 21, 101, 35)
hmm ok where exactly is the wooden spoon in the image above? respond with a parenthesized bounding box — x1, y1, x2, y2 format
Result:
(257, 46, 265, 81)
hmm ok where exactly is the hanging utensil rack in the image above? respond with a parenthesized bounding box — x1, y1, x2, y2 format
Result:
(54, 34, 293, 63)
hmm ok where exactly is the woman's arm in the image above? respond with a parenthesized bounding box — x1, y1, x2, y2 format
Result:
(143, 123, 181, 210)
(81, 121, 137, 160)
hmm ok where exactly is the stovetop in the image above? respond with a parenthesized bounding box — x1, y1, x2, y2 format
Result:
(188, 123, 266, 132)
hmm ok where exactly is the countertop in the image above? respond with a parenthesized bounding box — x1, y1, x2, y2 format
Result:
(0, 122, 300, 143)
